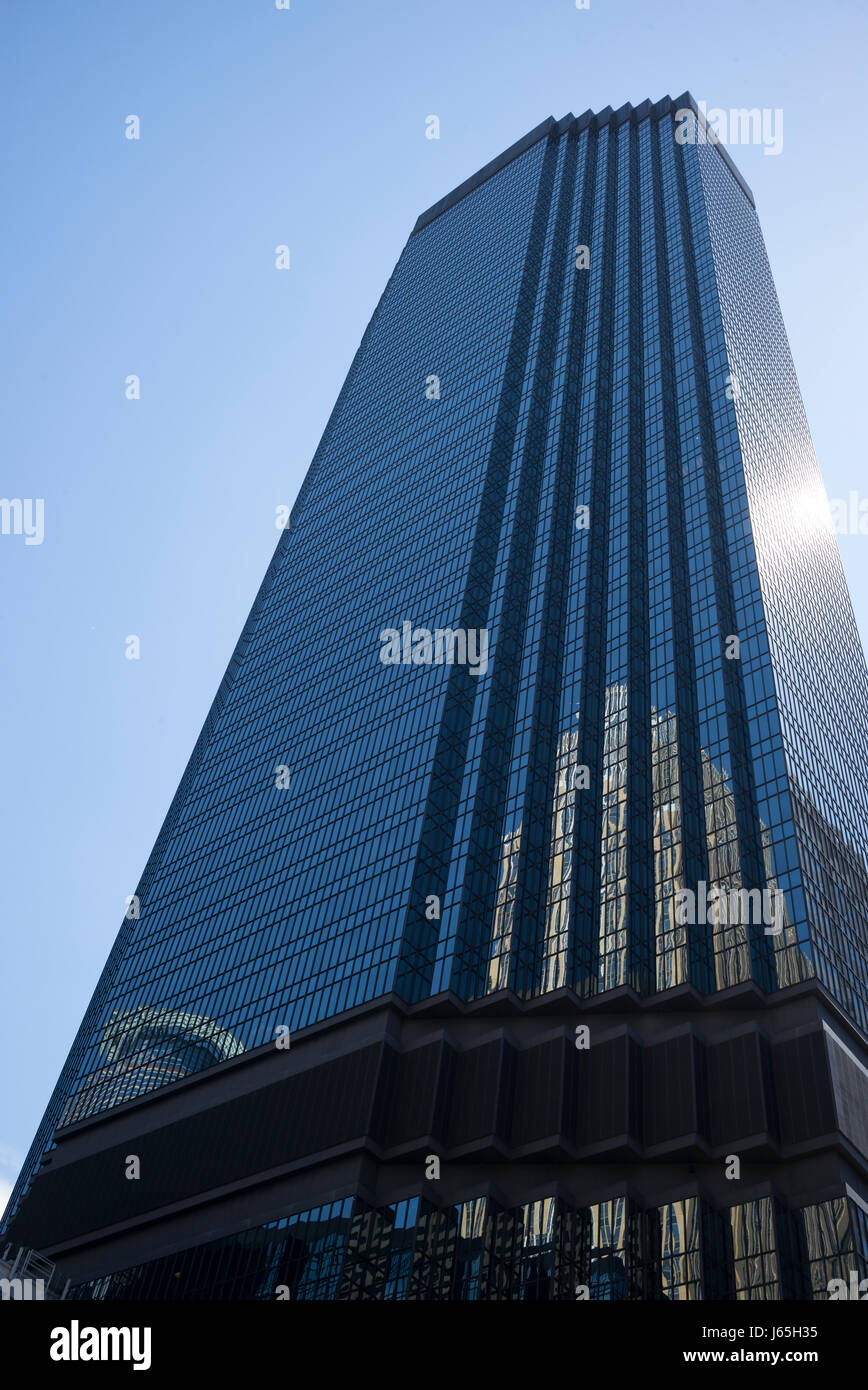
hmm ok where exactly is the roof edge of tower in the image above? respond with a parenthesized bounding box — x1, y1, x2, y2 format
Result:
(672, 90, 756, 209)
(411, 94, 754, 237)
(412, 115, 559, 236)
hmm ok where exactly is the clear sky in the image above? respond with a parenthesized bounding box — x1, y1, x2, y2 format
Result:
(2, 0, 866, 1211)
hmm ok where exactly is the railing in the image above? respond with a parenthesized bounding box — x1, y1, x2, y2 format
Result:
(0, 1242, 70, 1299)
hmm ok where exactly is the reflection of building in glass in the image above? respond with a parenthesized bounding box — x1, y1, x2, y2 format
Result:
(59, 1008, 245, 1127)
(61, 1190, 868, 1302)
(534, 686, 812, 997)
(6, 94, 868, 1301)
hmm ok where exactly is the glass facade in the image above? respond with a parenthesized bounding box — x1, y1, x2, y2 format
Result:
(7, 94, 868, 1300)
(69, 1192, 868, 1303)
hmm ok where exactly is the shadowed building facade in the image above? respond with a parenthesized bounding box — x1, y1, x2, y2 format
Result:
(5, 93, 868, 1300)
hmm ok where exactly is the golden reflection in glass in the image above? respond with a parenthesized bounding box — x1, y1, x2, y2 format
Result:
(802, 1197, 848, 1265)
(458, 1196, 488, 1243)
(540, 726, 584, 992)
(800, 1197, 852, 1295)
(489, 685, 811, 1000)
(488, 821, 521, 993)
(591, 1196, 625, 1253)
(652, 708, 686, 990)
(730, 1197, 780, 1299)
(659, 1198, 701, 1300)
(587, 1196, 628, 1299)
(599, 684, 629, 990)
(522, 1197, 556, 1251)
(703, 752, 750, 990)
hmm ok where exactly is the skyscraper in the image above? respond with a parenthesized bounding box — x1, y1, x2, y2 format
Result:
(6, 93, 868, 1300)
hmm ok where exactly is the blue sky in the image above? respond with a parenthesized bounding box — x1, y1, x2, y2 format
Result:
(2, 0, 866, 1210)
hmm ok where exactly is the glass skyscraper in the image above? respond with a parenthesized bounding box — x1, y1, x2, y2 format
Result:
(6, 92, 868, 1301)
